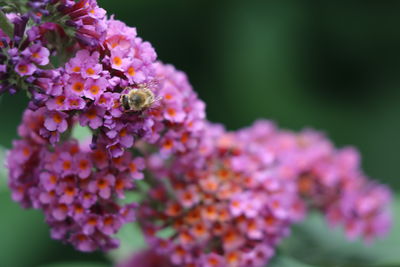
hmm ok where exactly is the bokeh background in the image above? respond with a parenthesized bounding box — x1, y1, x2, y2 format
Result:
(1, 1, 400, 266)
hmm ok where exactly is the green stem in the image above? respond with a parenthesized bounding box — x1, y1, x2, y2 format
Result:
(0, 9, 13, 38)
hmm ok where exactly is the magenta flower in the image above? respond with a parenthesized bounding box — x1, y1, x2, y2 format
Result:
(44, 111, 68, 132)
(88, 172, 116, 199)
(66, 50, 91, 74)
(80, 106, 105, 129)
(65, 95, 86, 111)
(80, 191, 98, 209)
(70, 234, 97, 252)
(82, 62, 102, 80)
(128, 157, 145, 180)
(58, 183, 78, 204)
(75, 154, 93, 179)
(40, 172, 58, 192)
(110, 48, 129, 71)
(21, 44, 50, 66)
(83, 215, 102, 235)
(15, 61, 37, 76)
(99, 215, 122, 235)
(55, 152, 74, 177)
(46, 95, 67, 111)
(116, 126, 134, 148)
(66, 74, 86, 96)
(84, 77, 108, 100)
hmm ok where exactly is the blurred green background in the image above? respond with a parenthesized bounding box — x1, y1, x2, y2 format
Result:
(1, 1, 400, 266)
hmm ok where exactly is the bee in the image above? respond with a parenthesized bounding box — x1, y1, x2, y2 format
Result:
(120, 84, 160, 112)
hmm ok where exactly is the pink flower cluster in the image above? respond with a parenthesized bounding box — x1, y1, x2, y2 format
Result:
(0, 0, 108, 95)
(29, 20, 206, 158)
(6, 2, 208, 252)
(150, 62, 206, 155)
(138, 123, 306, 267)
(27, 0, 107, 47)
(33, 17, 155, 154)
(55, 0, 107, 47)
(7, 108, 144, 251)
(0, 14, 50, 94)
(237, 121, 392, 241)
(291, 131, 392, 241)
(132, 120, 392, 267)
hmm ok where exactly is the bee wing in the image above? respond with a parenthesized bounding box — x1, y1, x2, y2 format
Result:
(147, 79, 160, 88)
(154, 95, 163, 102)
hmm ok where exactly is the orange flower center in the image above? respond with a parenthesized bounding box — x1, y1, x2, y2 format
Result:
(86, 68, 95, 75)
(53, 113, 63, 124)
(85, 109, 97, 119)
(62, 160, 71, 170)
(55, 96, 66, 106)
(127, 66, 135, 76)
(113, 56, 122, 66)
(18, 64, 28, 73)
(167, 108, 177, 117)
(90, 85, 100, 95)
(72, 82, 84, 93)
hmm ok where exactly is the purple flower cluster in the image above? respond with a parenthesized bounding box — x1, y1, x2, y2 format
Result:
(0, 0, 107, 96)
(7, 108, 143, 251)
(6, 2, 208, 252)
(290, 130, 392, 241)
(237, 121, 392, 242)
(0, 13, 51, 95)
(55, 0, 107, 47)
(26, 0, 107, 47)
(28, 25, 206, 157)
(23, 16, 158, 152)
(132, 120, 392, 267)
(150, 62, 206, 155)
(138, 123, 306, 267)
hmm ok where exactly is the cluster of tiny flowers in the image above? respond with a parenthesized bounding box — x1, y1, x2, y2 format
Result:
(37, 43, 205, 157)
(27, 17, 156, 153)
(6, 107, 147, 251)
(0, 13, 49, 95)
(291, 131, 392, 242)
(239, 120, 392, 242)
(24, 0, 107, 47)
(32, 0, 107, 47)
(138, 123, 306, 267)
(149, 62, 206, 155)
(0, 0, 107, 95)
(5, 0, 210, 253)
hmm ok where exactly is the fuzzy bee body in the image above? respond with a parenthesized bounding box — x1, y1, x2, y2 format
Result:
(120, 85, 159, 112)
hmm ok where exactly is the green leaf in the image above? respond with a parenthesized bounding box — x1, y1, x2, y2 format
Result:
(0, 9, 14, 38)
(39, 263, 108, 267)
(281, 197, 400, 267)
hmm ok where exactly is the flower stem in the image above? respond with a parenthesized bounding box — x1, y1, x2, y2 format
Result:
(0, 9, 13, 38)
